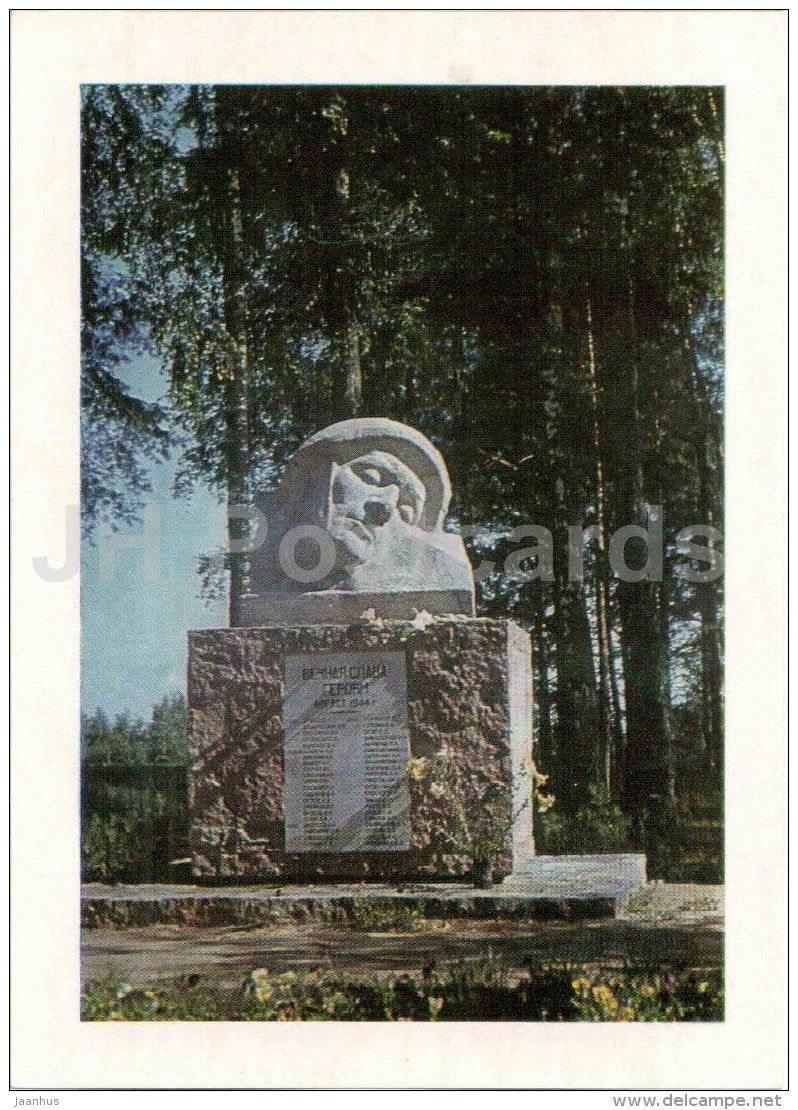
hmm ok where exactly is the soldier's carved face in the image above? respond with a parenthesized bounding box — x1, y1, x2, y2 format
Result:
(327, 450, 426, 564)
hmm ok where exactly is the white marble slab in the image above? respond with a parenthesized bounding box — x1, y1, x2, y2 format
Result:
(283, 650, 410, 853)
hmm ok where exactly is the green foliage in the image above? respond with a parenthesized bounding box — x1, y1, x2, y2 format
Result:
(407, 745, 518, 874)
(80, 374, 171, 538)
(81, 85, 724, 835)
(146, 694, 189, 763)
(81, 795, 187, 883)
(647, 840, 723, 886)
(82, 813, 143, 882)
(81, 86, 174, 536)
(81, 780, 183, 882)
(82, 962, 723, 1022)
(348, 900, 425, 933)
(81, 695, 189, 881)
(645, 788, 724, 884)
(537, 785, 631, 855)
(81, 977, 226, 1021)
(570, 968, 723, 1022)
(81, 693, 188, 765)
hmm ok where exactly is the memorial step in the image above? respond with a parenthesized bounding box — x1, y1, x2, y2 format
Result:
(80, 870, 645, 930)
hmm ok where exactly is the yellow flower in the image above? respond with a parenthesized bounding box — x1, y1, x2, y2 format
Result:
(407, 757, 430, 781)
(592, 984, 618, 1009)
(536, 791, 556, 813)
(246, 968, 273, 1003)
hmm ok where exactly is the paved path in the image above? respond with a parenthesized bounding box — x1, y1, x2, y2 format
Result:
(82, 883, 723, 989)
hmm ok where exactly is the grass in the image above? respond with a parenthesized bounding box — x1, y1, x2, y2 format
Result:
(624, 886, 722, 917)
(347, 899, 427, 932)
(82, 960, 723, 1023)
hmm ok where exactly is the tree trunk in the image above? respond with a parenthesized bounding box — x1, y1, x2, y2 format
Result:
(543, 297, 602, 813)
(530, 580, 554, 774)
(337, 322, 362, 418)
(618, 576, 675, 819)
(605, 587, 626, 801)
(614, 281, 675, 830)
(550, 470, 602, 814)
(553, 572, 602, 813)
(585, 288, 622, 793)
(225, 350, 251, 627)
(701, 599, 724, 773)
(215, 92, 252, 627)
(326, 104, 363, 424)
(651, 381, 676, 787)
(680, 321, 724, 776)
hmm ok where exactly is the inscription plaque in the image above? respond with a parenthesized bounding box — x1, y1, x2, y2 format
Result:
(283, 650, 410, 852)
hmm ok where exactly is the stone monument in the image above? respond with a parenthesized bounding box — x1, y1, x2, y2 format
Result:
(241, 418, 475, 625)
(188, 418, 535, 882)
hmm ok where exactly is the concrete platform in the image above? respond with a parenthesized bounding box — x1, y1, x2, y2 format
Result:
(81, 854, 647, 928)
(504, 853, 647, 896)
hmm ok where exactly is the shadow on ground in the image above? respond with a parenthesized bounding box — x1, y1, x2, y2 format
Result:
(82, 883, 723, 990)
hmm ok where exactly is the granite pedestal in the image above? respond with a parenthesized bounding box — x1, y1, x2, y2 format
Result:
(188, 617, 533, 882)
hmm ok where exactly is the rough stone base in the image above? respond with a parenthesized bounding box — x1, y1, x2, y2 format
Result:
(188, 618, 533, 881)
(81, 877, 625, 929)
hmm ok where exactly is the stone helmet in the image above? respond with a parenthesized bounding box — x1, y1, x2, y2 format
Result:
(278, 417, 453, 533)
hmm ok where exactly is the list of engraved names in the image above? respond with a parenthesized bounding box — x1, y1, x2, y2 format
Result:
(283, 651, 410, 852)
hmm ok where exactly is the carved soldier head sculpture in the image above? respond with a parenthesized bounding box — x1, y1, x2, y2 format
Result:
(243, 418, 475, 625)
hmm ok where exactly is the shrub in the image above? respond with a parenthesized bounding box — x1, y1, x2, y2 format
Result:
(537, 784, 630, 854)
(81, 977, 226, 1021)
(81, 812, 144, 882)
(348, 900, 424, 932)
